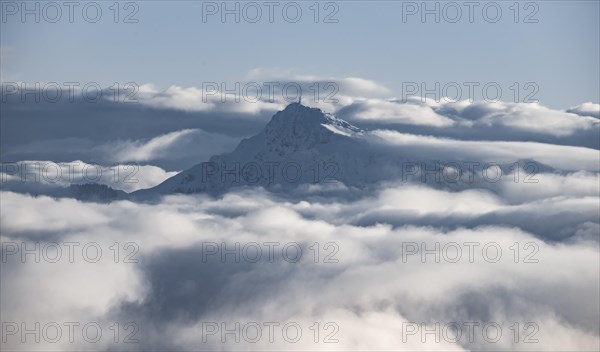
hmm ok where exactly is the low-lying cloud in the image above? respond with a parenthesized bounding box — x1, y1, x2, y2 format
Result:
(1, 174, 598, 350)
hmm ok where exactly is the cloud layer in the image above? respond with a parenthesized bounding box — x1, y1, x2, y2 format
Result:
(1, 171, 598, 350)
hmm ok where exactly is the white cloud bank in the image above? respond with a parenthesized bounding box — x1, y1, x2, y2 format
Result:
(0, 160, 175, 192)
(129, 73, 599, 147)
(1, 176, 598, 351)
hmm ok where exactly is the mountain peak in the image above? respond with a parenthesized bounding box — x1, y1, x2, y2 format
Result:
(268, 102, 362, 134)
(259, 103, 363, 156)
(133, 104, 368, 196)
(273, 102, 327, 123)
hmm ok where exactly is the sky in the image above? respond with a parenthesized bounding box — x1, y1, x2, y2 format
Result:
(1, 0, 599, 108)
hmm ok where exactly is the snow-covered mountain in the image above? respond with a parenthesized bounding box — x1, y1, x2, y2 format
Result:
(132, 103, 406, 197)
(131, 103, 554, 198)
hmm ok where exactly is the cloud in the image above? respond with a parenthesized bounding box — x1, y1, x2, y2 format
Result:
(496, 171, 600, 204)
(459, 101, 599, 137)
(1, 96, 271, 170)
(2, 128, 240, 171)
(1, 178, 598, 350)
(102, 128, 239, 166)
(134, 71, 391, 115)
(109, 129, 199, 162)
(337, 99, 600, 141)
(367, 129, 600, 172)
(2, 75, 599, 171)
(0, 160, 176, 193)
(336, 99, 455, 127)
(136, 84, 283, 114)
(135, 83, 598, 140)
(369, 185, 505, 216)
(246, 68, 391, 97)
(567, 102, 600, 119)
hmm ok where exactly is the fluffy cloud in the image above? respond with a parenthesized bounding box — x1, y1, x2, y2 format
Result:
(337, 99, 454, 127)
(2, 128, 240, 171)
(1, 175, 598, 350)
(458, 101, 599, 137)
(338, 99, 600, 140)
(132, 70, 392, 116)
(245, 68, 391, 97)
(367, 130, 600, 171)
(136, 84, 283, 114)
(109, 129, 200, 162)
(567, 102, 600, 119)
(102, 128, 239, 166)
(131, 76, 599, 145)
(0, 160, 175, 193)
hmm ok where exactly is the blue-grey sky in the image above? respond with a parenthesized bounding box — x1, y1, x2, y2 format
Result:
(1, 0, 598, 108)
